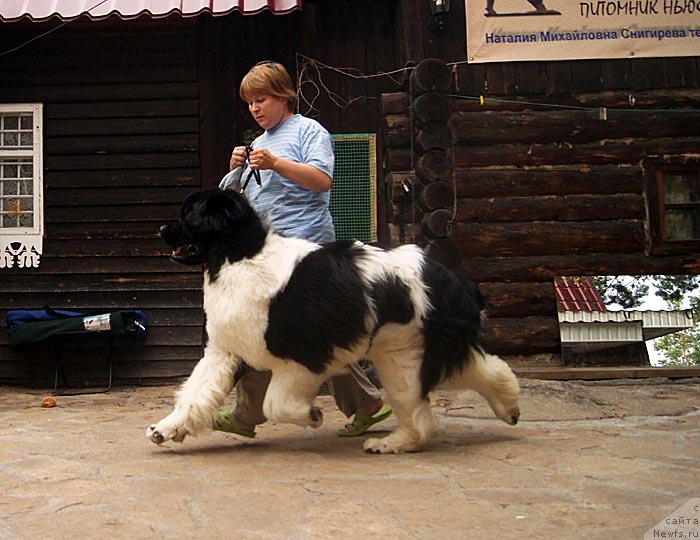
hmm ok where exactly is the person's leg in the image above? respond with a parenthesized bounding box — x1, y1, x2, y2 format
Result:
(213, 368, 270, 435)
(329, 363, 393, 436)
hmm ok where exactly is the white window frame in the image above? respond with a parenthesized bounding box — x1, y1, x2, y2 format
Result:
(0, 103, 44, 269)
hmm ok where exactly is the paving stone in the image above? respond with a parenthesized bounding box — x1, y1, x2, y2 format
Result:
(0, 379, 698, 539)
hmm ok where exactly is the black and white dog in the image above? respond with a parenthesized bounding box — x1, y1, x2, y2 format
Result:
(147, 189, 520, 454)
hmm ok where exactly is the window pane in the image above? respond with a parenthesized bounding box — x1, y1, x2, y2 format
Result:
(2, 132, 18, 147)
(665, 173, 698, 204)
(1, 196, 33, 228)
(20, 163, 33, 178)
(3, 115, 18, 129)
(3, 180, 20, 195)
(19, 180, 33, 195)
(19, 132, 33, 147)
(3, 164, 18, 178)
(666, 209, 700, 240)
(20, 115, 33, 130)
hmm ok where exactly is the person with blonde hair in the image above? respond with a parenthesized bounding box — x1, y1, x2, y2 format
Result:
(215, 61, 392, 439)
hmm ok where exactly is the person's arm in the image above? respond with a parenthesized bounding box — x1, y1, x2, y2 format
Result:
(248, 148, 332, 192)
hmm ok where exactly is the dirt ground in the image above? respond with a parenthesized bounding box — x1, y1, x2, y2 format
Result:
(0, 377, 698, 539)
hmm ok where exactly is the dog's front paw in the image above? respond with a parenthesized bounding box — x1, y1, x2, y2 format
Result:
(147, 420, 188, 445)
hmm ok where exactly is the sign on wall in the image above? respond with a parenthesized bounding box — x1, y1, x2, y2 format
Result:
(466, 1, 700, 63)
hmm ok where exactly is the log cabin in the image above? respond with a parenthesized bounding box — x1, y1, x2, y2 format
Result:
(1, 0, 699, 386)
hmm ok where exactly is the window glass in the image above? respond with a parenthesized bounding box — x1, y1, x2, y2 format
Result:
(0, 157, 34, 229)
(666, 209, 700, 241)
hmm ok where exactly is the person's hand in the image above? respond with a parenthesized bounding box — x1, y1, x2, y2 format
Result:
(229, 146, 247, 171)
(248, 148, 278, 171)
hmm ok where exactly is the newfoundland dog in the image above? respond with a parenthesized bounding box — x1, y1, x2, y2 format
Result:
(147, 189, 519, 453)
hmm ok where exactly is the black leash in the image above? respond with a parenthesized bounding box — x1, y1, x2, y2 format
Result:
(241, 145, 262, 192)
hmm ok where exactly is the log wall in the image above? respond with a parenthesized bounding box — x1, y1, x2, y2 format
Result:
(381, 58, 700, 358)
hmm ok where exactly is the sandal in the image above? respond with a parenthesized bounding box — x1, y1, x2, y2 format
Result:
(212, 411, 256, 438)
(338, 405, 393, 437)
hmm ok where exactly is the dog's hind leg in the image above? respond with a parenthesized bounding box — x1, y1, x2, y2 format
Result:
(442, 349, 520, 426)
(262, 365, 326, 429)
(363, 351, 433, 454)
(148, 349, 239, 444)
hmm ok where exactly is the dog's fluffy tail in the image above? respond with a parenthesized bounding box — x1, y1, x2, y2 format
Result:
(437, 348, 521, 425)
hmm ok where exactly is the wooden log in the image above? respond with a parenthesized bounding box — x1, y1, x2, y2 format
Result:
(458, 254, 700, 283)
(384, 114, 411, 148)
(454, 165, 642, 198)
(383, 148, 412, 171)
(482, 316, 560, 355)
(46, 152, 199, 171)
(455, 194, 644, 223)
(419, 181, 454, 211)
(415, 150, 452, 183)
(47, 134, 199, 155)
(416, 124, 452, 153)
(1, 290, 203, 309)
(449, 109, 700, 147)
(2, 273, 202, 293)
(424, 237, 461, 269)
(422, 209, 454, 239)
(452, 138, 700, 168)
(479, 282, 557, 318)
(48, 168, 200, 189)
(411, 91, 451, 128)
(515, 366, 700, 380)
(410, 58, 451, 95)
(454, 220, 645, 257)
(451, 88, 700, 113)
(381, 92, 409, 115)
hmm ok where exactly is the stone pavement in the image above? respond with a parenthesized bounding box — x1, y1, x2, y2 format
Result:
(0, 378, 698, 540)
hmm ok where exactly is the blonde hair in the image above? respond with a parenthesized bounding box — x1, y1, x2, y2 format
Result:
(239, 61, 298, 112)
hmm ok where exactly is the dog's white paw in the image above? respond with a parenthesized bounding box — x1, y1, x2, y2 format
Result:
(363, 433, 420, 455)
(147, 419, 188, 445)
(489, 400, 521, 426)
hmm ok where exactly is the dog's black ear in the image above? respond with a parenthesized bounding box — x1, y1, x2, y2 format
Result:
(217, 189, 250, 222)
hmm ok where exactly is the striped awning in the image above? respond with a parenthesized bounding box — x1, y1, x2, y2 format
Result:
(0, 0, 301, 22)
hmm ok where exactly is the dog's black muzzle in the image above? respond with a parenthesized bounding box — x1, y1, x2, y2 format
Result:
(159, 223, 208, 265)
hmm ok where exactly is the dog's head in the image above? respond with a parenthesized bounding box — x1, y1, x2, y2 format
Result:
(160, 189, 266, 275)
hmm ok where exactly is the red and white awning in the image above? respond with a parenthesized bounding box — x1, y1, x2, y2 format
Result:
(0, 0, 301, 22)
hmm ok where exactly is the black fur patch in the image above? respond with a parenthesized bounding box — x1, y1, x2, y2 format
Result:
(370, 275, 415, 329)
(264, 241, 370, 374)
(419, 258, 485, 397)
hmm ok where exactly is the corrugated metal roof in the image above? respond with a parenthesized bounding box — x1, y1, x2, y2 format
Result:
(559, 308, 694, 346)
(554, 277, 608, 312)
(0, 0, 301, 22)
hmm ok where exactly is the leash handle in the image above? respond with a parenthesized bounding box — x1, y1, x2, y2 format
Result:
(241, 145, 262, 192)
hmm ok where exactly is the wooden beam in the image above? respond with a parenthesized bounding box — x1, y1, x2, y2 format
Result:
(515, 367, 700, 380)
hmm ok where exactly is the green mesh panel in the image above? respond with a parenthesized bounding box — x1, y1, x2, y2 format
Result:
(330, 134, 377, 242)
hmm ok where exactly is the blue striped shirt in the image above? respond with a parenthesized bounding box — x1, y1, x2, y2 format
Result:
(237, 114, 336, 244)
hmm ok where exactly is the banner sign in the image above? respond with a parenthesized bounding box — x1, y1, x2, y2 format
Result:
(465, 1, 700, 63)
